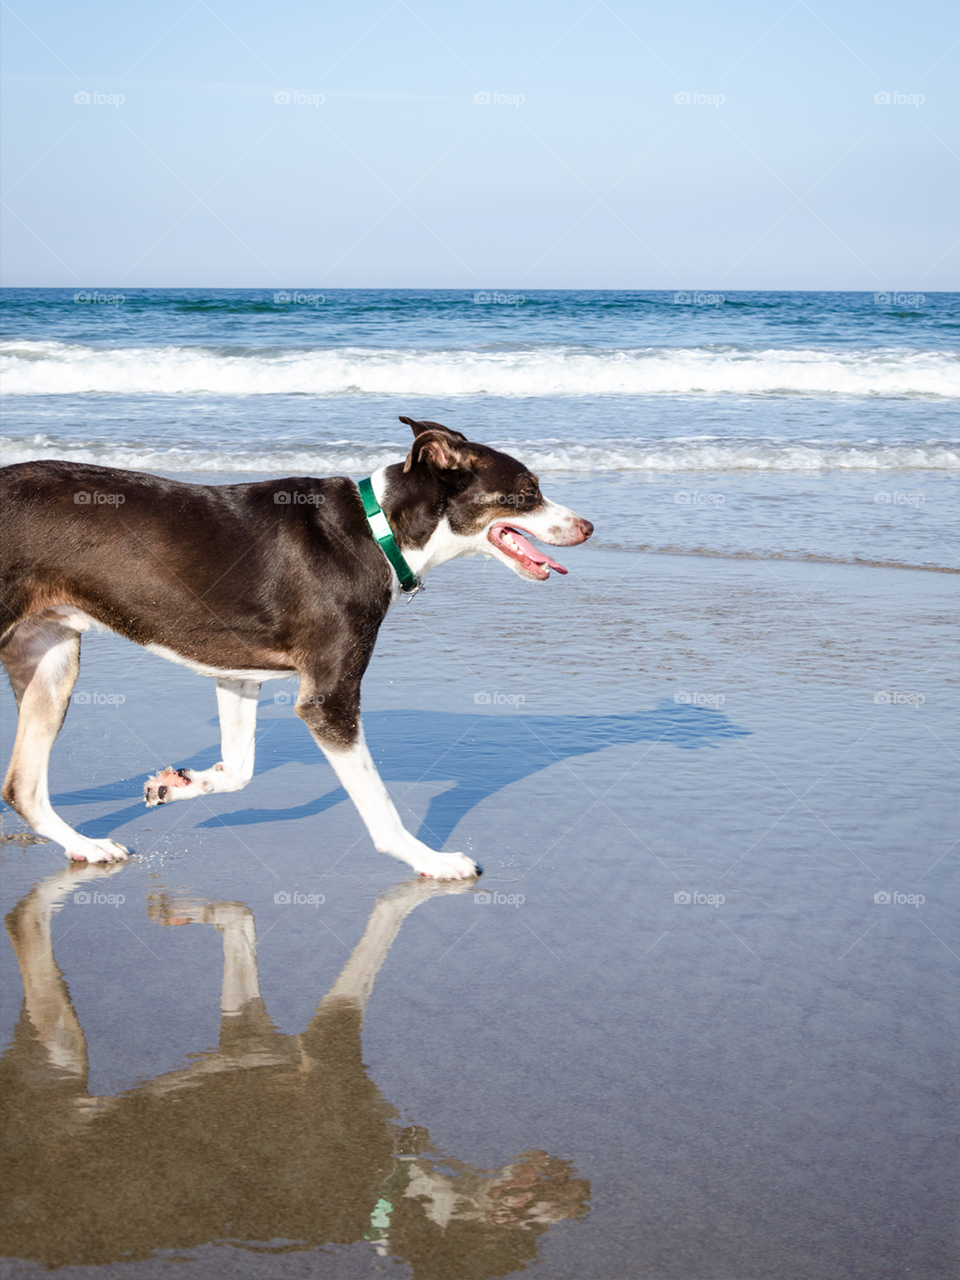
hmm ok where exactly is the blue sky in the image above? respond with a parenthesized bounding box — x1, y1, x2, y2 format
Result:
(1, 0, 957, 288)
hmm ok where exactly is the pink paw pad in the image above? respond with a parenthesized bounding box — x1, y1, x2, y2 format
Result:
(145, 766, 193, 805)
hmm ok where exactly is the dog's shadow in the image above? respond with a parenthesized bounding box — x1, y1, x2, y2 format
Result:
(57, 701, 749, 847)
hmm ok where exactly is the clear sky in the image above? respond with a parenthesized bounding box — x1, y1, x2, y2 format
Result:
(1, 0, 957, 290)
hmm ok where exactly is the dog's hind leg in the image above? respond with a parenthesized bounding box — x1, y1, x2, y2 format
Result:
(1, 616, 129, 862)
(145, 678, 261, 807)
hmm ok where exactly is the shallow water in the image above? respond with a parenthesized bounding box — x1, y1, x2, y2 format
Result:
(1, 547, 957, 1278)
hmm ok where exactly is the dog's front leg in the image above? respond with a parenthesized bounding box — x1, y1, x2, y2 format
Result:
(145, 679, 261, 807)
(297, 690, 478, 881)
(321, 728, 479, 881)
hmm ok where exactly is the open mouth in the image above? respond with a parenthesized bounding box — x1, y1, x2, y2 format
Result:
(488, 524, 568, 580)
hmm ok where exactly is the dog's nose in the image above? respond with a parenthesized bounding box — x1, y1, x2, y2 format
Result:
(579, 518, 594, 541)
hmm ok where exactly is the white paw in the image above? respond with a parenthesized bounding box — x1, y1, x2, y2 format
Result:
(144, 766, 213, 807)
(410, 850, 479, 882)
(67, 838, 130, 864)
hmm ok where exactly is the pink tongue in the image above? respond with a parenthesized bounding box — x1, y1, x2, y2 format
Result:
(507, 529, 568, 574)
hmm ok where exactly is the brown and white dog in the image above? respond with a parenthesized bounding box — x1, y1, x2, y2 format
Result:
(0, 417, 592, 879)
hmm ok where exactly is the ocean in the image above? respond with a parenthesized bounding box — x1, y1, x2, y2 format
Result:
(1, 287, 957, 570)
(2, 289, 958, 1279)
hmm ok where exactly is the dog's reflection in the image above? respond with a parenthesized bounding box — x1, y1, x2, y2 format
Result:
(0, 867, 589, 1274)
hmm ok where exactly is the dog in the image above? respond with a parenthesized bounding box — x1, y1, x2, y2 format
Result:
(1, 868, 590, 1269)
(0, 417, 592, 879)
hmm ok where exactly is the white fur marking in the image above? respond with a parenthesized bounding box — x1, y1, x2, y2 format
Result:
(320, 728, 477, 880)
(144, 679, 261, 805)
(144, 643, 293, 682)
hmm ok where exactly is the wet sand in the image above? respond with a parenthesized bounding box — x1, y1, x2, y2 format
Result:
(1, 546, 957, 1279)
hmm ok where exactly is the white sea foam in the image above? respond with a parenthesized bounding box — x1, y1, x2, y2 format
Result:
(3, 435, 957, 473)
(2, 340, 958, 398)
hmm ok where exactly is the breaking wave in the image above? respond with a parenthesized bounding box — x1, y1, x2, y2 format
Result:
(3, 340, 959, 398)
(2, 435, 956, 473)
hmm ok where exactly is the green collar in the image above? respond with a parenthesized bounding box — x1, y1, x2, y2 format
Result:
(357, 477, 422, 595)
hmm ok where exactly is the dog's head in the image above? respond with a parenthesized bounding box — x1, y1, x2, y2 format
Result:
(391, 416, 593, 581)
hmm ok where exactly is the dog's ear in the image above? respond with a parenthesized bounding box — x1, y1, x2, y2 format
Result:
(399, 415, 468, 442)
(403, 428, 478, 475)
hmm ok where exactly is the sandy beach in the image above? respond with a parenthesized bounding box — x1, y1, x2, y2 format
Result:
(2, 538, 956, 1279)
